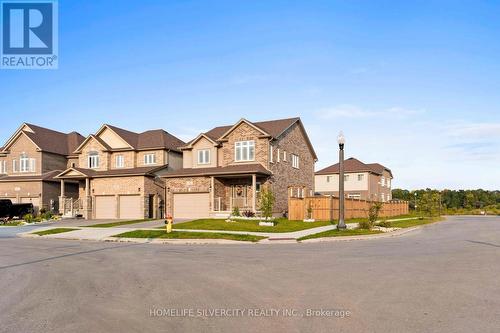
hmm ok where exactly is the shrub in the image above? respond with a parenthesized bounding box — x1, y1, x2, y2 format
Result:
(360, 202, 383, 230)
(259, 188, 275, 221)
(377, 220, 392, 228)
(232, 206, 241, 217)
(242, 210, 255, 218)
(42, 212, 53, 220)
(39, 208, 47, 215)
(23, 214, 34, 223)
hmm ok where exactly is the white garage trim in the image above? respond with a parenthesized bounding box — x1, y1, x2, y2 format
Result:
(94, 195, 117, 219)
(173, 192, 209, 219)
(119, 195, 143, 219)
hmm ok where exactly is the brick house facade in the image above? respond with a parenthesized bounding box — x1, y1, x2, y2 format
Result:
(0, 123, 84, 213)
(163, 118, 317, 219)
(55, 124, 184, 219)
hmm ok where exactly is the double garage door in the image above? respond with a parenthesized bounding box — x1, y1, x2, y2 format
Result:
(94, 195, 143, 219)
(173, 193, 209, 219)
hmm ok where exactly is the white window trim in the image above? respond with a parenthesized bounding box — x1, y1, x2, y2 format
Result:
(277, 149, 280, 162)
(283, 151, 287, 162)
(88, 152, 99, 169)
(235, 140, 255, 162)
(197, 149, 210, 165)
(358, 174, 364, 181)
(0, 160, 6, 174)
(19, 154, 30, 172)
(269, 145, 273, 163)
(144, 153, 156, 165)
(291, 154, 299, 169)
(12, 160, 17, 173)
(115, 155, 124, 168)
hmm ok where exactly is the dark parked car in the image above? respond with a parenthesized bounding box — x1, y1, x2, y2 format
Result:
(0, 199, 34, 221)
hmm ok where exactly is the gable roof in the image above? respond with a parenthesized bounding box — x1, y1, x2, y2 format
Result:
(203, 117, 300, 141)
(1, 123, 85, 156)
(76, 125, 186, 153)
(183, 117, 317, 160)
(55, 165, 168, 179)
(315, 157, 393, 177)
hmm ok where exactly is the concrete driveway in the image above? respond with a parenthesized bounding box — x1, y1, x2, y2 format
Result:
(0, 216, 499, 332)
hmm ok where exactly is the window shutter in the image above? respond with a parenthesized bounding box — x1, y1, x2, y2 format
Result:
(13, 160, 17, 173)
(30, 159, 35, 172)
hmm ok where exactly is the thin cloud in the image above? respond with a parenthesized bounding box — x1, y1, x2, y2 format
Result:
(317, 104, 425, 119)
(446, 122, 500, 139)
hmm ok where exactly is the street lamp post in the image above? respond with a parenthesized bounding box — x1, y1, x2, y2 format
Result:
(337, 131, 346, 230)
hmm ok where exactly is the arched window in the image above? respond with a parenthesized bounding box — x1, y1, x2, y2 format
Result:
(88, 151, 99, 169)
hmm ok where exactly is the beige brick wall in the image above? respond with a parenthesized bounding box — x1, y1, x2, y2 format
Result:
(136, 150, 165, 167)
(1, 133, 42, 175)
(110, 151, 135, 169)
(78, 137, 110, 171)
(218, 122, 269, 167)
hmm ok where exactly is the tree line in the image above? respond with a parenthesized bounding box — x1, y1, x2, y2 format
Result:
(392, 189, 500, 210)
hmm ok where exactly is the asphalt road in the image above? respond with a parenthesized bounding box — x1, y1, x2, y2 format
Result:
(0, 216, 499, 333)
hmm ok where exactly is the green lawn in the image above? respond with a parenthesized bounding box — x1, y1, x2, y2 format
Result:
(389, 216, 444, 228)
(172, 218, 333, 233)
(83, 218, 155, 228)
(298, 228, 383, 241)
(0, 221, 23, 226)
(33, 228, 79, 236)
(113, 230, 265, 242)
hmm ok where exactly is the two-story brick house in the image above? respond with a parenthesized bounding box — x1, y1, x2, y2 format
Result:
(315, 157, 393, 202)
(55, 124, 184, 219)
(0, 123, 85, 213)
(162, 117, 317, 219)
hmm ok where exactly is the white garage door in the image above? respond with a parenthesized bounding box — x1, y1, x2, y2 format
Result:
(119, 195, 142, 219)
(95, 196, 117, 219)
(173, 193, 209, 219)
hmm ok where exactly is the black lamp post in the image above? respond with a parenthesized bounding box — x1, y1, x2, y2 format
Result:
(337, 131, 346, 229)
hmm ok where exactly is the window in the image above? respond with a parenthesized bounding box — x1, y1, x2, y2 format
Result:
(19, 154, 34, 172)
(381, 177, 385, 187)
(256, 182, 262, 192)
(0, 160, 6, 174)
(291, 154, 299, 168)
(387, 178, 391, 188)
(88, 151, 99, 169)
(269, 145, 273, 163)
(358, 174, 364, 181)
(197, 149, 210, 165)
(277, 149, 280, 162)
(283, 151, 287, 162)
(12, 160, 17, 173)
(326, 176, 332, 183)
(116, 155, 124, 168)
(144, 153, 156, 165)
(344, 175, 349, 181)
(235, 141, 255, 162)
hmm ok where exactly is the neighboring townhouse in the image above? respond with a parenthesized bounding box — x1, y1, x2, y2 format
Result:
(0, 123, 85, 213)
(162, 117, 317, 219)
(315, 157, 393, 202)
(55, 124, 185, 219)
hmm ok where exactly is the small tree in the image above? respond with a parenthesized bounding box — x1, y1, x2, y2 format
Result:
(360, 202, 383, 229)
(232, 206, 241, 217)
(259, 188, 275, 221)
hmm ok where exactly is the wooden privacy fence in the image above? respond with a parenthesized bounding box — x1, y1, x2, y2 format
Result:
(288, 196, 409, 221)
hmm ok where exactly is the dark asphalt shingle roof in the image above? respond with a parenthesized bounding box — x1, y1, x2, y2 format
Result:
(161, 164, 272, 178)
(105, 125, 185, 152)
(57, 165, 168, 179)
(20, 124, 85, 156)
(315, 157, 392, 177)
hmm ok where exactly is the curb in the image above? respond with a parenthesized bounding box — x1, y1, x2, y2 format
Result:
(299, 226, 421, 243)
(102, 237, 259, 245)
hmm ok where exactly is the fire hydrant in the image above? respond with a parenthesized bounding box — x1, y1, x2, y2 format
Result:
(165, 216, 173, 233)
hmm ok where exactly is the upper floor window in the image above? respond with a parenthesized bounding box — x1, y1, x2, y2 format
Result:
(235, 141, 255, 162)
(88, 151, 99, 169)
(381, 177, 385, 187)
(144, 153, 156, 165)
(387, 178, 391, 188)
(116, 155, 124, 168)
(291, 154, 299, 169)
(19, 153, 35, 173)
(269, 145, 273, 163)
(277, 149, 281, 162)
(283, 151, 287, 162)
(197, 149, 210, 165)
(358, 174, 364, 181)
(0, 160, 6, 174)
(326, 176, 332, 183)
(344, 175, 349, 181)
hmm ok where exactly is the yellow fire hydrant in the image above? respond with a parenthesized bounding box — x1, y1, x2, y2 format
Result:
(165, 216, 173, 233)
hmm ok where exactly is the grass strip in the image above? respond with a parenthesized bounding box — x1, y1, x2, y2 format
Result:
(113, 230, 265, 242)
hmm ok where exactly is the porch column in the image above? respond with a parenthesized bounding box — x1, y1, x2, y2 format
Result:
(252, 174, 257, 212)
(59, 179, 66, 214)
(210, 176, 215, 212)
(85, 178, 91, 219)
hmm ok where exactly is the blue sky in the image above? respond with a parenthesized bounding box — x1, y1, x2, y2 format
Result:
(1, 0, 499, 190)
